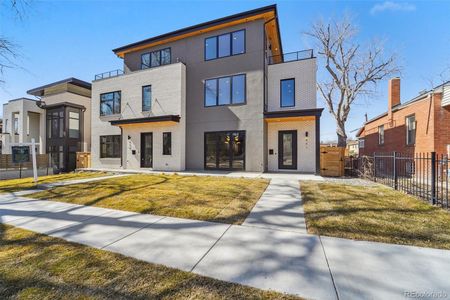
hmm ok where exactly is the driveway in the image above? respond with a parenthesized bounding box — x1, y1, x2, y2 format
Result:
(0, 176, 449, 300)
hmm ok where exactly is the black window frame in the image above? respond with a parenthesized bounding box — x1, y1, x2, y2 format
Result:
(162, 132, 172, 155)
(100, 91, 121, 116)
(378, 125, 384, 145)
(141, 47, 171, 69)
(280, 78, 296, 108)
(142, 85, 152, 112)
(406, 114, 416, 146)
(204, 74, 246, 107)
(204, 29, 246, 61)
(99, 135, 122, 158)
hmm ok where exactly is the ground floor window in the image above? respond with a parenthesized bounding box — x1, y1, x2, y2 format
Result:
(48, 145, 64, 172)
(100, 135, 121, 158)
(204, 131, 245, 170)
(163, 132, 172, 155)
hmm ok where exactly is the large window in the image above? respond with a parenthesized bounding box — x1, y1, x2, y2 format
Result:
(204, 74, 246, 107)
(163, 132, 172, 155)
(205, 30, 245, 60)
(406, 115, 416, 145)
(378, 125, 384, 145)
(142, 85, 152, 111)
(141, 48, 171, 69)
(47, 110, 64, 139)
(280, 78, 295, 107)
(100, 135, 121, 158)
(100, 91, 121, 116)
(68, 111, 80, 138)
(205, 131, 245, 170)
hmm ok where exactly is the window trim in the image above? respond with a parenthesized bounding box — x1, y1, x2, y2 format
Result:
(162, 132, 172, 155)
(405, 114, 416, 146)
(99, 135, 122, 159)
(141, 47, 172, 70)
(204, 29, 246, 61)
(378, 125, 384, 145)
(204, 74, 246, 107)
(280, 78, 296, 108)
(142, 85, 152, 112)
(100, 91, 121, 116)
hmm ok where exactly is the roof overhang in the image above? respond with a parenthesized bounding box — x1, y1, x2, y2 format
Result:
(264, 108, 323, 122)
(110, 115, 180, 126)
(112, 5, 282, 59)
(27, 77, 91, 97)
(38, 102, 86, 110)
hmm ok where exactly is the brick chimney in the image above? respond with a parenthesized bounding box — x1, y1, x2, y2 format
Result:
(388, 77, 401, 121)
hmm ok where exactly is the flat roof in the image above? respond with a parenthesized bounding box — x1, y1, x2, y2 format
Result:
(27, 77, 91, 96)
(264, 108, 324, 118)
(3, 97, 37, 105)
(112, 4, 282, 58)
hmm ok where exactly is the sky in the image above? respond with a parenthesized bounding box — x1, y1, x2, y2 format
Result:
(1, 0, 449, 142)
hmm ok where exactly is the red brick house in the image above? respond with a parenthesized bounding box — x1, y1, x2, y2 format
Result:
(357, 78, 450, 156)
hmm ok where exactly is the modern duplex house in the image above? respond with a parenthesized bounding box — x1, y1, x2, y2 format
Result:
(2, 78, 92, 172)
(357, 78, 450, 156)
(91, 5, 322, 173)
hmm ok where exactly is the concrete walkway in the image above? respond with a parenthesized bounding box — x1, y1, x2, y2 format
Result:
(242, 178, 307, 233)
(1, 178, 450, 299)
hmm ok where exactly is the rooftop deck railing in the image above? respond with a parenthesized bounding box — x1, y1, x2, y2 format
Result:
(268, 49, 314, 65)
(94, 69, 124, 80)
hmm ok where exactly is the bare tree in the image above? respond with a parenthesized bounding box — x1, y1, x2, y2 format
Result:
(0, 0, 31, 84)
(306, 17, 399, 147)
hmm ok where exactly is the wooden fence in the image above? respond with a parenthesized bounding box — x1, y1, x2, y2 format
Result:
(320, 146, 345, 177)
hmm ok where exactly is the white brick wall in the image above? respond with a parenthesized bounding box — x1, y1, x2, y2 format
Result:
(91, 62, 186, 171)
(267, 58, 317, 111)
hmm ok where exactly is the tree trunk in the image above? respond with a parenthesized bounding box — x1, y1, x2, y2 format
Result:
(336, 122, 347, 147)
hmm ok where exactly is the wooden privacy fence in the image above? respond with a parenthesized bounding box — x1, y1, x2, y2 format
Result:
(320, 146, 345, 177)
(76, 152, 91, 169)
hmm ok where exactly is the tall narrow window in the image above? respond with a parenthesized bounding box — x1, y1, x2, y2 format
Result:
(232, 30, 245, 55)
(378, 125, 384, 145)
(281, 79, 295, 107)
(13, 116, 19, 135)
(205, 79, 218, 107)
(68, 111, 80, 138)
(218, 77, 231, 105)
(151, 51, 161, 67)
(142, 85, 152, 111)
(218, 34, 231, 58)
(141, 53, 151, 69)
(163, 132, 172, 155)
(232, 74, 245, 104)
(205, 36, 217, 60)
(406, 115, 416, 145)
(161, 48, 171, 65)
(100, 91, 121, 116)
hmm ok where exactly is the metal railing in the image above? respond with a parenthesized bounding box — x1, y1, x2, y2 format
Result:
(268, 49, 314, 65)
(94, 69, 124, 80)
(346, 152, 449, 209)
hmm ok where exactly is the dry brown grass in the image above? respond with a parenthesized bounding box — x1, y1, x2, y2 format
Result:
(29, 174, 269, 225)
(301, 181, 450, 249)
(0, 224, 300, 299)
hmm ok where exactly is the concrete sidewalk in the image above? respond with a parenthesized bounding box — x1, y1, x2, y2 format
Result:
(1, 175, 450, 300)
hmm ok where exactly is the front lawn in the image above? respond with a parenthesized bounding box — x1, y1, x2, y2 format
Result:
(0, 224, 299, 299)
(301, 181, 450, 250)
(0, 172, 107, 194)
(29, 174, 269, 225)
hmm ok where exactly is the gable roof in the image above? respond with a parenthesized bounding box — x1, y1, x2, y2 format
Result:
(112, 4, 282, 58)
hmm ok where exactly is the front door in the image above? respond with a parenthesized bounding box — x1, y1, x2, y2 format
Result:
(140, 132, 153, 168)
(278, 130, 297, 170)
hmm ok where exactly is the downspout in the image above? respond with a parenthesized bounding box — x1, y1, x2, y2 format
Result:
(120, 126, 123, 168)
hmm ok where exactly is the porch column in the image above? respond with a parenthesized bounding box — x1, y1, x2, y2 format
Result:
(315, 116, 320, 175)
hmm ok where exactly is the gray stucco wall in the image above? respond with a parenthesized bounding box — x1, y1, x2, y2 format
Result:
(123, 20, 266, 171)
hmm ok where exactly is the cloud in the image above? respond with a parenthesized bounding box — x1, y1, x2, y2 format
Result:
(370, 1, 416, 15)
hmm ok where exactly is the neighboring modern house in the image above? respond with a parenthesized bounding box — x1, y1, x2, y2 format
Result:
(2, 78, 92, 172)
(357, 78, 450, 156)
(91, 4, 322, 173)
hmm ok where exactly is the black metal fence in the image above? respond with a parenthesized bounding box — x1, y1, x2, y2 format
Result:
(346, 152, 449, 209)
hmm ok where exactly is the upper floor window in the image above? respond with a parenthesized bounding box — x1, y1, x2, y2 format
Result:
(142, 85, 152, 111)
(46, 110, 64, 139)
(280, 78, 295, 107)
(205, 74, 246, 107)
(69, 111, 80, 138)
(406, 115, 416, 145)
(378, 125, 384, 145)
(141, 48, 171, 69)
(359, 139, 365, 148)
(205, 29, 245, 60)
(100, 91, 121, 116)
